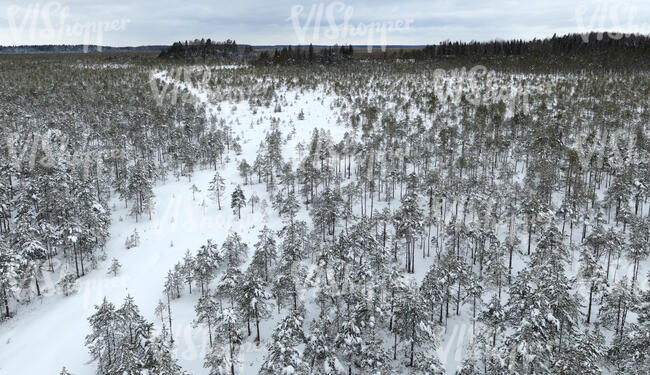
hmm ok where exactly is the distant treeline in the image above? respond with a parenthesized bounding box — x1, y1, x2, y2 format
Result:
(0, 45, 166, 54)
(158, 39, 256, 62)
(256, 44, 354, 65)
(403, 32, 650, 59)
(254, 32, 650, 70)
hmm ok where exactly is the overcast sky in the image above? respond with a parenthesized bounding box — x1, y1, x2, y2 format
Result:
(1, 0, 649, 46)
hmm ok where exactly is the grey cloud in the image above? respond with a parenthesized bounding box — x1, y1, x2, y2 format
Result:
(0, 0, 648, 46)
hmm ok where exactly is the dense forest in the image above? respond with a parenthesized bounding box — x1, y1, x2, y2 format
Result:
(0, 34, 649, 374)
(158, 39, 256, 62)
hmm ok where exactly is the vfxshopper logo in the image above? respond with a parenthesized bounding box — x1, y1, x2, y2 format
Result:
(150, 66, 213, 107)
(6, 1, 129, 52)
(572, 128, 649, 171)
(431, 66, 552, 114)
(575, 0, 650, 42)
(7, 256, 129, 310)
(5, 130, 126, 179)
(289, 1, 414, 52)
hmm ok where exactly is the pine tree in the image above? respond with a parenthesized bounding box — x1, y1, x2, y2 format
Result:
(0, 239, 17, 318)
(477, 295, 506, 347)
(208, 308, 242, 375)
(276, 191, 300, 225)
(503, 238, 581, 373)
(125, 228, 140, 249)
(304, 316, 338, 374)
(553, 329, 604, 375)
(86, 295, 176, 374)
(208, 172, 225, 210)
(259, 310, 307, 375)
(57, 271, 78, 296)
(114, 295, 154, 372)
(194, 239, 222, 295)
(578, 240, 606, 324)
(218, 266, 244, 310)
(194, 293, 220, 347)
(222, 232, 248, 269)
(394, 174, 424, 273)
(616, 272, 650, 373)
(181, 250, 195, 294)
(163, 271, 178, 340)
(627, 216, 650, 283)
(86, 298, 118, 374)
(127, 160, 155, 221)
(393, 281, 439, 367)
(146, 332, 185, 375)
(108, 258, 121, 276)
(238, 267, 272, 343)
(231, 185, 246, 219)
(251, 226, 277, 282)
(248, 192, 260, 214)
(238, 159, 251, 185)
(599, 277, 637, 340)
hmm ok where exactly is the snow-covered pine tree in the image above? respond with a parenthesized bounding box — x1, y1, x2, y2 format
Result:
(85, 298, 118, 374)
(113, 295, 154, 372)
(194, 239, 221, 296)
(599, 277, 637, 341)
(57, 270, 78, 296)
(615, 272, 650, 374)
(194, 293, 220, 347)
(86, 295, 181, 374)
(231, 185, 246, 219)
(125, 228, 140, 249)
(552, 329, 604, 375)
(146, 331, 186, 375)
(304, 315, 338, 374)
(108, 258, 121, 276)
(127, 160, 154, 222)
(627, 216, 650, 283)
(251, 226, 277, 282)
(238, 159, 251, 185)
(0, 239, 17, 318)
(181, 249, 195, 294)
(335, 297, 365, 375)
(238, 267, 272, 343)
(259, 310, 307, 375)
(394, 174, 424, 273)
(208, 172, 225, 210)
(392, 280, 439, 368)
(248, 192, 260, 213)
(206, 307, 242, 375)
(222, 231, 248, 269)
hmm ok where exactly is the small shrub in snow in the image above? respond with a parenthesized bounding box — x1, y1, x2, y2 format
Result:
(108, 258, 121, 276)
(57, 272, 78, 296)
(125, 229, 140, 249)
